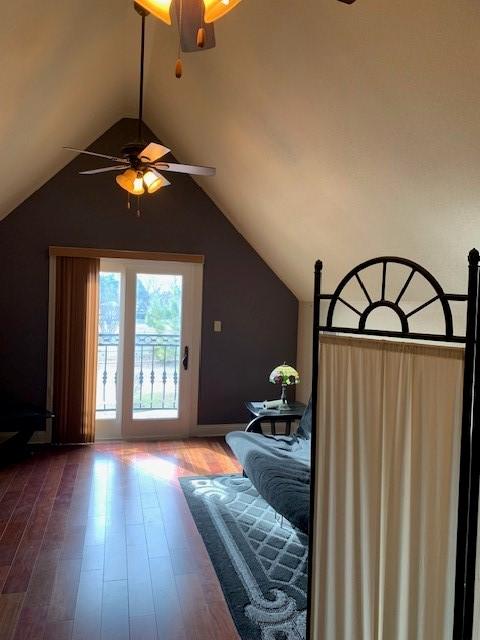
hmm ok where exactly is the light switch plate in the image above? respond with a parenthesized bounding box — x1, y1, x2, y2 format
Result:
(214, 320, 222, 332)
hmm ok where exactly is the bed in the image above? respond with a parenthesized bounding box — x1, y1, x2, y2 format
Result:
(226, 400, 312, 533)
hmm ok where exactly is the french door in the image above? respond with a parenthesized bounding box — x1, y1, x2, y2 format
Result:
(95, 259, 202, 440)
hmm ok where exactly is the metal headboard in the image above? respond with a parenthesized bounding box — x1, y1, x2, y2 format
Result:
(318, 255, 468, 343)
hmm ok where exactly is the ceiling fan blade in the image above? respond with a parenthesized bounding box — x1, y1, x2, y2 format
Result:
(79, 166, 127, 175)
(153, 173, 171, 189)
(139, 142, 171, 163)
(173, 0, 216, 52)
(154, 162, 216, 176)
(63, 147, 129, 164)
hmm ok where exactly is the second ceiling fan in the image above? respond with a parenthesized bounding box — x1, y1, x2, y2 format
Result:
(64, 2, 215, 215)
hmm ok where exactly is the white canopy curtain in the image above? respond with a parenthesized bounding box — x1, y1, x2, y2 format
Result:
(311, 335, 464, 640)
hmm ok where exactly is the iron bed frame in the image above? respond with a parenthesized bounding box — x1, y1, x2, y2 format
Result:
(306, 249, 480, 640)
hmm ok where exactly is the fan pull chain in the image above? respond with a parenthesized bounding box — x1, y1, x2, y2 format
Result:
(197, 27, 206, 48)
(126, 193, 141, 217)
(175, 0, 183, 78)
(175, 55, 183, 78)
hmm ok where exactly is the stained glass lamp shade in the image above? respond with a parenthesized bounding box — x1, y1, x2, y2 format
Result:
(269, 364, 300, 408)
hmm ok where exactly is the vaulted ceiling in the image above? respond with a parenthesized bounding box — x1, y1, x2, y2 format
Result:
(0, 0, 138, 222)
(3, 0, 480, 301)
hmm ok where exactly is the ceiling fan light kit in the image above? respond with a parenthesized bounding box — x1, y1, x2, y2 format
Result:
(203, 0, 243, 23)
(135, 0, 233, 75)
(134, 0, 356, 73)
(133, 173, 146, 195)
(136, 0, 241, 25)
(116, 169, 144, 195)
(136, 0, 173, 23)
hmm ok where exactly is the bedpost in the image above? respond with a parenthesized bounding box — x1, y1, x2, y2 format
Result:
(463, 247, 480, 638)
(306, 259, 322, 640)
(453, 247, 479, 640)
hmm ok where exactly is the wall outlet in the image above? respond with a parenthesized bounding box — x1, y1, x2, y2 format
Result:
(214, 320, 222, 332)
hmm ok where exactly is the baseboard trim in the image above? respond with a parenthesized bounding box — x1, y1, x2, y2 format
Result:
(29, 430, 52, 445)
(93, 423, 245, 442)
(95, 434, 184, 442)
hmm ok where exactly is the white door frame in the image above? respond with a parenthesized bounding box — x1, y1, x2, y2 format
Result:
(94, 260, 126, 441)
(96, 258, 203, 441)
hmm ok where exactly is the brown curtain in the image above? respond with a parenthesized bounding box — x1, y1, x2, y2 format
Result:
(53, 256, 99, 443)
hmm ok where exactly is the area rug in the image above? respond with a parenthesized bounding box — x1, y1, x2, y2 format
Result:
(179, 474, 308, 640)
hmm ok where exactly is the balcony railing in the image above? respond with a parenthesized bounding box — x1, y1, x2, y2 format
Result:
(96, 333, 181, 414)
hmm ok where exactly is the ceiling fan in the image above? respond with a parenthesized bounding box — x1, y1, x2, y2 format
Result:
(63, 2, 215, 215)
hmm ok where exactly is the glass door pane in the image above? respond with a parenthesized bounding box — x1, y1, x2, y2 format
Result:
(132, 273, 182, 420)
(96, 272, 121, 419)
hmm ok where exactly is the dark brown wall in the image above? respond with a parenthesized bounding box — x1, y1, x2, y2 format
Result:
(0, 119, 298, 425)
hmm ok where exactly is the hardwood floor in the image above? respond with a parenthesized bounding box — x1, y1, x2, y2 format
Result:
(0, 438, 242, 640)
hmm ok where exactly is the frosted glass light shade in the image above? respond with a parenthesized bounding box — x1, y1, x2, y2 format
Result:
(133, 173, 145, 195)
(136, 0, 172, 24)
(116, 169, 145, 195)
(143, 169, 170, 193)
(203, 0, 242, 23)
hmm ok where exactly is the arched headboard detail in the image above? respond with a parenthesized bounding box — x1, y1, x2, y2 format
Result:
(320, 255, 469, 342)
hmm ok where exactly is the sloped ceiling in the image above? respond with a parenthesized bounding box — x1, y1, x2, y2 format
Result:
(3, 0, 480, 302)
(143, 0, 480, 300)
(0, 0, 138, 221)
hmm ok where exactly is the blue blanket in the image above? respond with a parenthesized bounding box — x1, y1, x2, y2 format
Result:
(226, 400, 311, 533)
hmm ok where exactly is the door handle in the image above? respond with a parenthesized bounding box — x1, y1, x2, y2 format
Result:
(182, 346, 189, 370)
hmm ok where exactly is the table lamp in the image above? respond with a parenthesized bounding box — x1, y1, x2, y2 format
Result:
(269, 363, 300, 410)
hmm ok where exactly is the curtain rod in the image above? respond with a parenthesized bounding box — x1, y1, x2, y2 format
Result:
(48, 246, 204, 264)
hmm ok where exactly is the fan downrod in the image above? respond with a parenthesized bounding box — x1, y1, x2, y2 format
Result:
(121, 142, 145, 167)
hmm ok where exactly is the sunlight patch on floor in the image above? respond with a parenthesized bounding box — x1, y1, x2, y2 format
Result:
(133, 454, 177, 480)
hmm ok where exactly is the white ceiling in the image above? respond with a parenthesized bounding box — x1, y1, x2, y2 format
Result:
(0, 0, 138, 222)
(3, 0, 480, 301)
(144, 0, 480, 300)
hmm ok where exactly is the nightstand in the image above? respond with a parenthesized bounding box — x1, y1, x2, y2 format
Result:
(244, 401, 306, 436)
